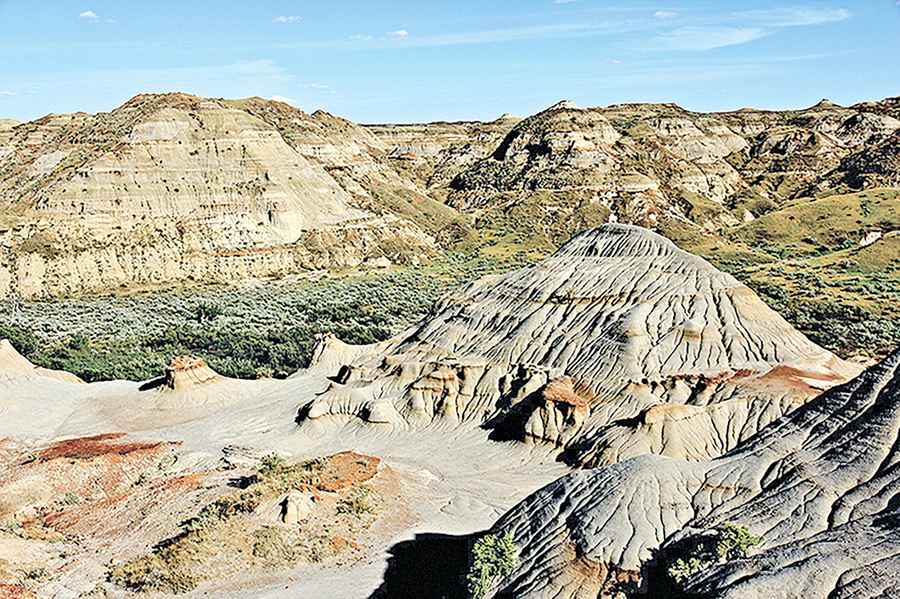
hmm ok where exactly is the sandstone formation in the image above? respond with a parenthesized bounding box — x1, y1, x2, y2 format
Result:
(300, 224, 858, 464)
(0, 94, 437, 299)
(483, 349, 900, 599)
(439, 97, 900, 230)
(4, 95, 899, 299)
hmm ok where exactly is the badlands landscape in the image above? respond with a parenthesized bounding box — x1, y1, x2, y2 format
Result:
(1, 94, 899, 599)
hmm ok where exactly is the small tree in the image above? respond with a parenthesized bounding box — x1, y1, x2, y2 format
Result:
(191, 302, 223, 324)
(467, 532, 518, 599)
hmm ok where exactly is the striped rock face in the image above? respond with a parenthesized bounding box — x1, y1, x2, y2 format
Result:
(486, 349, 900, 599)
(0, 93, 436, 300)
(301, 224, 859, 464)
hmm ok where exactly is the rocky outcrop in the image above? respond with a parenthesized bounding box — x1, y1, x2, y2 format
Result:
(440, 97, 900, 229)
(483, 349, 900, 599)
(0, 94, 436, 299)
(299, 225, 858, 463)
(365, 116, 518, 191)
(0, 338, 83, 384)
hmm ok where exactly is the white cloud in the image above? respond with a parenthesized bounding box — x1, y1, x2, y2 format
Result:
(273, 15, 302, 24)
(654, 10, 678, 19)
(608, 59, 623, 65)
(0, 91, 16, 96)
(656, 26, 768, 50)
(349, 34, 374, 41)
(387, 23, 604, 47)
(79, 10, 98, 20)
(736, 7, 850, 27)
(553, 0, 578, 4)
(386, 29, 409, 39)
(653, 7, 849, 52)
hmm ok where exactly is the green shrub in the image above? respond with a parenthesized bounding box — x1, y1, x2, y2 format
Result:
(667, 523, 762, 586)
(467, 532, 518, 599)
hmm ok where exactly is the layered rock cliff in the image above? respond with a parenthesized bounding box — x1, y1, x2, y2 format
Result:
(0, 94, 436, 298)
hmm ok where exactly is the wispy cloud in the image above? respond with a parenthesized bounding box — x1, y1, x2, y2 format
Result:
(654, 10, 678, 19)
(735, 7, 850, 27)
(79, 10, 98, 20)
(386, 29, 409, 39)
(657, 26, 767, 50)
(391, 23, 607, 47)
(0, 91, 16, 97)
(553, 0, 578, 4)
(349, 34, 374, 41)
(653, 6, 850, 51)
(273, 15, 302, 24)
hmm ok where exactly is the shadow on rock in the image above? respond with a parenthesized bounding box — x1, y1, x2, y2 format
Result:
(368, 532, 476, 599)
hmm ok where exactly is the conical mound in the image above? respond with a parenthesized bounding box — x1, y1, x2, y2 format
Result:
(162, 355, 222, 392)
(302, 225, 858, 460)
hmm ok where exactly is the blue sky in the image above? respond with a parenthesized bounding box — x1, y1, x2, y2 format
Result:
(1, 1, 898, 123)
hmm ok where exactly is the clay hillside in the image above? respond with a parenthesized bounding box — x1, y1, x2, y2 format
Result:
(2, 93, 899, 300)
(0, 223, 889, 598)
(481, 348, 900, 599)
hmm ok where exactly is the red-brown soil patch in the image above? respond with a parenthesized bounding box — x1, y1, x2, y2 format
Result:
(38, 433, 166, 462)
(0, 584, 37, 599)
(316, 452, 380, 492)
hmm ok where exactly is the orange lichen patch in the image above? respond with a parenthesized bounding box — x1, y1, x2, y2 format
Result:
(560, 538, 640, 595)
(0, 584, 38, 599)
(167, 355, 206, 371)
(38, 433, 165, 462)
(155, 473, 204, 492)
(315, 452, 380, 493)
(756, 365, 845, 394)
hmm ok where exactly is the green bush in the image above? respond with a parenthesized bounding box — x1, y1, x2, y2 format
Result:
(667, 523, 762, 586)
(467, 532, 518, 599)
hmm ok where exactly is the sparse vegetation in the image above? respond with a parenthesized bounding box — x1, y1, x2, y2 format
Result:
(663, 188, 900, 358)
(108, 456, 328, 593)
(0, 253, 506, 382)
(336, 486, 376, 517)
(666, 523, 762, 587)
(467, 532, 518, 599)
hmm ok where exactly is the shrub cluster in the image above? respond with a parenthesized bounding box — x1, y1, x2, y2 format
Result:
(467, 532, 518, 599)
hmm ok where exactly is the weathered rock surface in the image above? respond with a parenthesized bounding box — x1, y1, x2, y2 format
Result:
(0, 94, 436, 299)
(300, 224, 858, 463)
(485, 349, 900, 599)
(4, 95, 900, 299)
(442, 98, 900, 230)
(0, 338, 83, 384)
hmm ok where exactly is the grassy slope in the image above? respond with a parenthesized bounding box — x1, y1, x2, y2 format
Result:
(1, 189, 896, 380)
(662, 188, 900, 357)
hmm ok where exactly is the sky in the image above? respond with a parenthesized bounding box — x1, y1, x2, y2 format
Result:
(1, 0, 899, 123)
